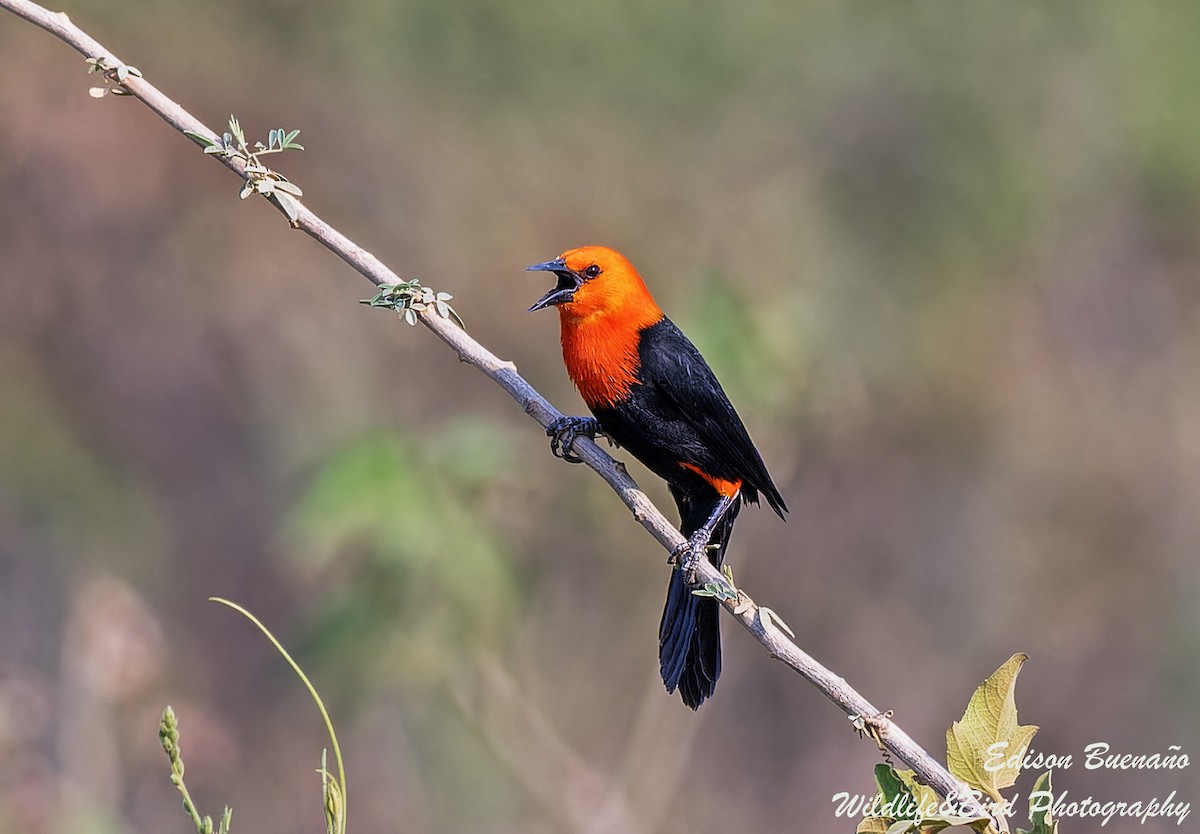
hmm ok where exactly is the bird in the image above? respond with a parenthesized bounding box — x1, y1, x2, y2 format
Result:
(527, 245, 787, 708)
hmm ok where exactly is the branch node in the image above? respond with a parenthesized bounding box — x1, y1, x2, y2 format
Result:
(850, 709, 897, 766)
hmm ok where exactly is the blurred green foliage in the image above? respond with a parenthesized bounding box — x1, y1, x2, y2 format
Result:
(283, 430, 518, 686)
(0, 354, 169, 579)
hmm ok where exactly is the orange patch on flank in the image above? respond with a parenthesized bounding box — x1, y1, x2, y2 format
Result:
(679, 463, 742, 498)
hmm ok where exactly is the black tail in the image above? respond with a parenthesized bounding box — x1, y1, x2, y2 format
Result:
(659, 488, 741, 709)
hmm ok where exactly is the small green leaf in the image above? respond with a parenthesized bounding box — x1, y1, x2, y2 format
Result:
(892, 769, 938, 815)
(759, 606, 795, 638)
(1016, 770, 1058, 834)
(275, 192, 301, 223)
(863, 765, 919, 832)
(874, 763, 909, 806)
(692, 580, 736, 601)
(227, 116, 246, 151)
(183, 130, 217, 149)
(946, 653, 1038, 804)
(864, 765, 990, 834)
(894, 769, 989, 830)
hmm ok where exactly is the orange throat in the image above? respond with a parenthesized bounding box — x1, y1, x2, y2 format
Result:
(560, 309, 660, 408)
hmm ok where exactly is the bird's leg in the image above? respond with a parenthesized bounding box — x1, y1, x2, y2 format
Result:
(671, 491, 739, 583)
(547, 415, 603, 464)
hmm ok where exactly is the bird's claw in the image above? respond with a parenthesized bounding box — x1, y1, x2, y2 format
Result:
(669, 531, 713, 584)
(547, 416, 602, 464)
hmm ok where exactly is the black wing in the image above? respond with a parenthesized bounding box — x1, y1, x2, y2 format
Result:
(638, 317, 787, 517)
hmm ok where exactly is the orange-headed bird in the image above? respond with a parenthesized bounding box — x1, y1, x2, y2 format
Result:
(527, 245, 787, 708)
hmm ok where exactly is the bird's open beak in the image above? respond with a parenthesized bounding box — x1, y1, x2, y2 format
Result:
(526, 258, 581, 311)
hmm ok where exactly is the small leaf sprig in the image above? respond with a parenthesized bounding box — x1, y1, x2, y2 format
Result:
(85, 56, 142, 97)
(184, 116, 305, 223)
(1016, 770, 1057, 834)
(858, 654, 1048, 834)
(691, 562, 739, 602)
(690, 564, 795, 637)
(361, 280, 465, 328)
(159, 706, 233, 834)
(319, 749, 345, 834)
(157, 600, 349, 834)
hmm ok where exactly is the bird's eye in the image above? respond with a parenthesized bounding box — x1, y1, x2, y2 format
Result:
(584, 264, 602, 279)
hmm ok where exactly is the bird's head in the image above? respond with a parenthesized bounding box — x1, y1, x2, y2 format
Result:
(526, 245, 661, 323)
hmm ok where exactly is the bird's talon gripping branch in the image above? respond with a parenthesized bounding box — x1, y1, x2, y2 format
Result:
(667, 542, 684, 568)
(547, 415, 602, 463)
(672, 531, 711, 584)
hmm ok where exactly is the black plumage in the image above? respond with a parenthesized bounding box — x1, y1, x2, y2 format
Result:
(591, 317, 787, 708)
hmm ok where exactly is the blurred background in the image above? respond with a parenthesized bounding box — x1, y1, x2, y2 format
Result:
(2, 1, 1198, 832)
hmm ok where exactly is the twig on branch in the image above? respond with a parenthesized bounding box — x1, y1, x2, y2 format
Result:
(2, 0, 994, 823)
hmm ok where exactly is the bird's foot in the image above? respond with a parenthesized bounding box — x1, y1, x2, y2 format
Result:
(547, 416, 602, 464)
(669, 530, 716, 584)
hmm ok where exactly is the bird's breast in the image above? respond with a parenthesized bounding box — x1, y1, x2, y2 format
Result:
(560, 316, 648, 410)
